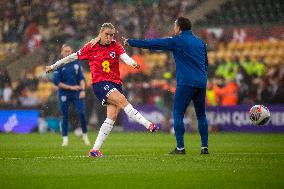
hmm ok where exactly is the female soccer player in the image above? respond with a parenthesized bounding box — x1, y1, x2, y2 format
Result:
(46, 23, 159, 158)
(53, 44, 90, 146)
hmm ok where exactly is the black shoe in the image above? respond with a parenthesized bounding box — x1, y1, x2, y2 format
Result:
(169, 148, 186, 155)
(201, 147, 209, 154)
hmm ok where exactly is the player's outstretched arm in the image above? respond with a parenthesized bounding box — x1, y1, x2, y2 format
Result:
(119, 53, 140, 69)
(45, 53, 78, 73)
(124, 37, 175, 51)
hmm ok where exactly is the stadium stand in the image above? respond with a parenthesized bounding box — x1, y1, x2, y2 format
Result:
(195, 0, 284, 27)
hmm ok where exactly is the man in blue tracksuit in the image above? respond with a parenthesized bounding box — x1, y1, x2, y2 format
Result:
(53, 44, 90, 146)
(125, 17, 209, 154)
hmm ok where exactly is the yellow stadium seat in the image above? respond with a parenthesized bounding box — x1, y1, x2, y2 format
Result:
(279, 40, 284, 48)
(268, 41, 278, 49)
(34, 65, 44, 78)
(47, 11, 57, 18)
(236, 42, 242, 50)
(227, 42, 236, 50)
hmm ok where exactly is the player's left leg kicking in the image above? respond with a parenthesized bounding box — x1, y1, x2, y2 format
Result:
(108, 89, 159, 133)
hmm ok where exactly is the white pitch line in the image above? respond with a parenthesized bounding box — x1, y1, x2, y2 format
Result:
(215, 152, 284, 155)
(0, 154, 143, 160)
(0, 155, 87, 160)
(1, 153, 283, 160)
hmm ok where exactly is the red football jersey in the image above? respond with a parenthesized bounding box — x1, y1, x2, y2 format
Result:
(76, 41, 125, 84)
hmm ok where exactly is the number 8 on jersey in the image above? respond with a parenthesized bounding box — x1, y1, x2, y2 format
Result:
(102, 60, 110, 73)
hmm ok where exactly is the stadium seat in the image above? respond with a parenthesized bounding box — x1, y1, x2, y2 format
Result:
(196, 0, 284, 27)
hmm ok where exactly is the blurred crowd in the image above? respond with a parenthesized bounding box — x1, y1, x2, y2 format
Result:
(0, 0, 198, 57)
(0, 0, 283, 117)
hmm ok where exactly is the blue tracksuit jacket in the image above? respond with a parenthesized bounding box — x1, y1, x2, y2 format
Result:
(53, 60, 85, 96)
(128, 30, 208, 88)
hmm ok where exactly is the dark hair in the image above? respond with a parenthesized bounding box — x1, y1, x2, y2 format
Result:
(175, 17, 192, 31)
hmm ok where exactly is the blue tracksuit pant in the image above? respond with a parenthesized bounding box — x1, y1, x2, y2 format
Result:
(173, 85, 208, 148)
(59, 94, 87, 136)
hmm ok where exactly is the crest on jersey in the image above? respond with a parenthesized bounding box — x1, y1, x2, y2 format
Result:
(74, 64, 79, 75)
(61, 96, 67, 102)
(74, 64, 79, 70)
(110, 52, 116, 58)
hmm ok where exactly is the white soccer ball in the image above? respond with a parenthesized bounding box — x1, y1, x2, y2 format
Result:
(249, 105, 270, 125)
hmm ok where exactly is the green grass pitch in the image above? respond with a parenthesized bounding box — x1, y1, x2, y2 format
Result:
(0, 132, 284, 189)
